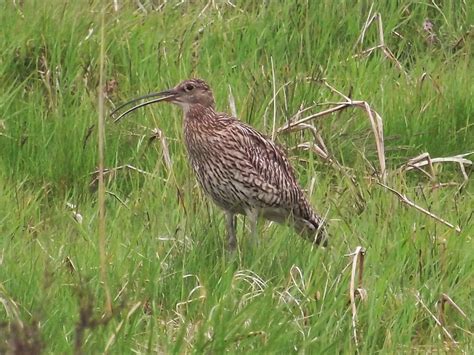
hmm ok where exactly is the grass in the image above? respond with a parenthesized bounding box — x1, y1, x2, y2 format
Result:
(0, 0, 472, 353)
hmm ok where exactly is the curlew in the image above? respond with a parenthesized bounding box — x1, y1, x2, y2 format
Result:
(112, 78, 327, 250)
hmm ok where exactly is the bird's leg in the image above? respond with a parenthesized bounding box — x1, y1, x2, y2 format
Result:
(245, 208, 259, 244)
(225, 211, 237, 251)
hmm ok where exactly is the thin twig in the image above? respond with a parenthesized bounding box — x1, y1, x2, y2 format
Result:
(377, 182, 461, 233)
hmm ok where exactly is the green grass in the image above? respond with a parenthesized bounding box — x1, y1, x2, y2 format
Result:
(0, 0, 472, 353)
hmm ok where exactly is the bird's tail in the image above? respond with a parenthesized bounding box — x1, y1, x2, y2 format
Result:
(294, 213, 328, 246)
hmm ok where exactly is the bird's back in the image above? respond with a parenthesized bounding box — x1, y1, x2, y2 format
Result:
(183, 105, 326, 244)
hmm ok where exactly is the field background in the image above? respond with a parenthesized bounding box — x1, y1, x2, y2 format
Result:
(0, 0, 472, 353)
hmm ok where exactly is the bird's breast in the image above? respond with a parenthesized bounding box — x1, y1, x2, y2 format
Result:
(182, 124, 253, 213)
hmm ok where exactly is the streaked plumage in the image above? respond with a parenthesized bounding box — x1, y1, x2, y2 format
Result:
(112, 78, 327, 250)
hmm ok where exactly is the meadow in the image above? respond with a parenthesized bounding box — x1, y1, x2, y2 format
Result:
(0, 0, 472, 353)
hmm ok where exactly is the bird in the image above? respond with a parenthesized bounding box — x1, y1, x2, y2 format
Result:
(111, 78, 327, 250)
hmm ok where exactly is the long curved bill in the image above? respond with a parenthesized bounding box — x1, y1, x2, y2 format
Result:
(111, 90, 177, 123)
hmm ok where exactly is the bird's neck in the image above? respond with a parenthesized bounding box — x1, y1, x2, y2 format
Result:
(184, 104, 217, 123)
(183, 104, 220, 158)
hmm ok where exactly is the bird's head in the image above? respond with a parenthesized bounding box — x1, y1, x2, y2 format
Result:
(112, 78, 215, 122)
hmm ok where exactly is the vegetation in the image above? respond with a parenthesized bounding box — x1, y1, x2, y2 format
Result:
(0, 0, 472, 353)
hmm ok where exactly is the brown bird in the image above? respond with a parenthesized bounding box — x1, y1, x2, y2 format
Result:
(112, 78, 327, 250)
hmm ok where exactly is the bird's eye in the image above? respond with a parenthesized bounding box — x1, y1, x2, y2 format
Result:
(185, 84, 194, 91)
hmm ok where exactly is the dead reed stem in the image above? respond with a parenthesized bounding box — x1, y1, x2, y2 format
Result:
(278, 80, 387, 183)
(347, 246, 367, 349)
(377, 182, 461, 233)
(402, 151, 473, 182)
(98, 7, 112, 316)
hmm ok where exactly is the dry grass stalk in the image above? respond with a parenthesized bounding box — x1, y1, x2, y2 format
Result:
(286, 118, 366, 211)
(437, 293, 468, 331)
(38, 53, 57, 109)
(418, 72, 442, 94)
(289, 265, 308, 300)
(228, 84, 238, 118)
(278, 80, 386, 183)
(279, 102, 348, 129)
(402, 151, 473, 182)
(90, 164, 152, 187)
(263, 80, 292, 132)
(271, 56, 277, 140)
(97, 7, 112, 316)
(291, 138, 364, 207)
(292, 142, 331, 163)
(414, 292, 457, 345)
(233, 269, 267, 307)
(64, 256, 77, 273)
(377, 182, 461, 233)
(105, 191, 129, 209)
(195, 0, 242, 17)
(286, 122, 334, 164)
(347, 246, 367, 349)
(175, 274, 206, 313)
(273, 265, 317, 333)
(402, 153, 435, 180)
(353, 2, 375, 48)
(353, 11, 408, 77)
(149, 128, 173, 172)
(0, 285, 22, 327)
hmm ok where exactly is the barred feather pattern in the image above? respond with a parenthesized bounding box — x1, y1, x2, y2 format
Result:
(183, 104, 327, 245)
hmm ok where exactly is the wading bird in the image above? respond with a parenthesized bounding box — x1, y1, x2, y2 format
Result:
(112, 79, 327, 250)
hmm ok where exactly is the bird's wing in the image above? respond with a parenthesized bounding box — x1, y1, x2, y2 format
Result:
(234, 122, 299, 188)
(217, 116, 305, 209)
